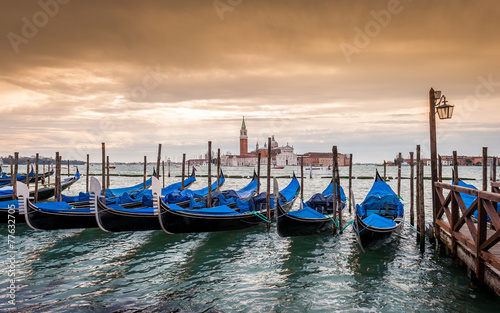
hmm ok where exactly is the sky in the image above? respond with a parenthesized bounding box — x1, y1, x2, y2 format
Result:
(1, 0, 499, 163)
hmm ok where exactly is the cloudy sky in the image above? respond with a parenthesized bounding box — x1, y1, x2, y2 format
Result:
(1, 0, 499, 163)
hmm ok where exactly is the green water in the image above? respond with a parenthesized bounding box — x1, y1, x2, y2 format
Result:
(1, 165, 499, 312)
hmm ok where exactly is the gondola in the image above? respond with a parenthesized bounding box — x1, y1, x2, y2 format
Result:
(166, 170, 226, 207)
(158, 174, 300, 234)
(93, 177, 163, 232)
(0, 169, 80, 202)
(353, 170, 404, 253)
(183, 170, 259, 208)
(16, 176, 97, 231)
(276, 179, 346, 237)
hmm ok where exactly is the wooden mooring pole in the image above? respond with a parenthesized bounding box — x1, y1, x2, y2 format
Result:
(348, 153, 353, 214)
(156, 144, 162, 179)
(13, 153, 18, 200)
(483, 147, 488, 191)
(397, 152, 402, 197)
(217, 148, 221, 191)
(451, 151, 459, 254)
(332, 146, 339, 234)
(383, 161, 387, 181)
(418, 158, 425, 251)
(101, 143, 105, 197)
(300, 156, 304, 201)
(257, 153, 261, 194)
(162, 160, 165, 188)
(207, 141, 212, 208)
(438, 155, 443, 182)
(266, 137, 271, 232)
(410, 151, 415, 226)
(143, 156, 147, 189)
(181, 154, 186, 189)
(55, 152, 60, 202)
(415, 145, 421, 244)
(34, 154, 39, 203)
(26, 160, 30, 189)
(10, 156, 14, 199)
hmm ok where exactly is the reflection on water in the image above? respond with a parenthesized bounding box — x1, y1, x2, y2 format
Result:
(1, 166, 499, 312)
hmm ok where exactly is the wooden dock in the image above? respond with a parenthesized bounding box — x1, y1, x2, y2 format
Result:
(434, 181, 500, 296)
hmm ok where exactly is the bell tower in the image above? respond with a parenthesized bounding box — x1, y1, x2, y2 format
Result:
(239, 116, 248, 155)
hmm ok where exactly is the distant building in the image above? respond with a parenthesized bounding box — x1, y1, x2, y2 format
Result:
(220, 117, 349, 167)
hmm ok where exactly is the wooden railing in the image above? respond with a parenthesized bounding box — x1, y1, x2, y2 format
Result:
(492, 182, 500, 194)
(434, 182, 500, 281)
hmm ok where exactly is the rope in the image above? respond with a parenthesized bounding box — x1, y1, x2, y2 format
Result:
(250, 211, 271, 223)
(326, 215, 339, 229)
(394, 218, 420, 234)
(355, 225, 368, 233)
(398, 196, 404, 201)
(346, 196, 353, 207)
(340, 219, 355, 232)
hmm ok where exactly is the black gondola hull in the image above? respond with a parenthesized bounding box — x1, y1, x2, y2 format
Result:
(353, 213, 403, 252)
(25, 201, 97, 230)
(276, 203, 333, 237)
(95, 198, 160, 232)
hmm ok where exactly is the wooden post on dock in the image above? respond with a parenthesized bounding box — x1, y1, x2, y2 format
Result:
(217, 148, 221, 191)
(143, 156, 147, 189)
(181, 154, 186, 189)
(207, 141, 212, 208)
(86, 154, 89, 193)
(55, 152, 60, 201)
(42, 161, 45, 182)
(348, 154, 353, 214)
(483, 147, 488, 191)
(106, 156, 110, 189)
(429, 88, 439, 232)
(450, 151, 459, 254)
(67, 159, 70, 177)
(410, 151, 415, 226)
(418, 158, 425, 251)
(493, 157, 497, 185)
(257, 153, 261, 194)
(47, 160, 51, 185)
(156, 144, 162, 179)
(438, 155, 443, 182)
(266, 137, 271, 232)
(101, 143, 106, 197)
(162, 160, 165, 188)
(397, 152, 402, 197)
(34, 154, 39, 203)
(415, 145, 421, 243)
(383, 161, 387, 181)
(26, 160, 30, 189)
(332, 146, 340, 233)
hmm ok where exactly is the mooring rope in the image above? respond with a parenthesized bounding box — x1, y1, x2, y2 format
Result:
(340, 219, 355, 232)
(326, 215, 339, 229)
(250, 211, 271, 223)
(394, 218, 420, 234)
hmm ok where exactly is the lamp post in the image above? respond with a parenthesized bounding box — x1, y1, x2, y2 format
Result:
(429, 88, 455, 233)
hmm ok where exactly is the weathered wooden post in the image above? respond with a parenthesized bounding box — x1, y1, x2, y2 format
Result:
(67, 159, 70, 177)
(207, 141, 212, 208)
(429, 88, 439, 233)
(47, 160, 51, 185)
(13, 154, 18, 200)
(106, 156, 110, 189)
(410, 151, 415, 226)
(348, 153, 353, 214)
(86, 154, 89, 193)
(55, 151, 60, 202)
(416, 145, 421, 243)
(397, 152, 402, 197)
(10, 156, 14, 199)
(59, 156, 63, 201)
(168, 158, 171, 178)
(300, 156, 304, 201)
(438, 155, 443, 182)
(482, 147, 488, 191)
(143, 156, 147, 189)
(101, 143, 106, 197)
(451, 151, 459, 254)
(383, 160, 387, 181)
(156, 144, 162, 179)
(493, 157, 497, 185)
(34, 154, 39, 203)
(217, 148, 221, 191)
(332, 146, 340, 233)
(181, 154, 186, 189)
(26, 160, 30, 189)
(266, 137, 271, 232)
(418, 158, 425, 251)
(42, 161, 45, 184)
(257, 153, 261, 194)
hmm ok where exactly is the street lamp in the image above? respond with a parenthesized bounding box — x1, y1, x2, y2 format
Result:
(429, 88, 454, 236)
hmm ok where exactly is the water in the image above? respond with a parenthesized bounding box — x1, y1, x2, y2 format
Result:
(1, 165, 499, 312)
